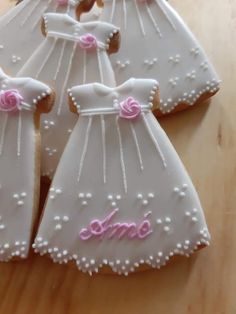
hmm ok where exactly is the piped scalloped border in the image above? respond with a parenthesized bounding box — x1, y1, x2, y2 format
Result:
(33, 227, 210, 276)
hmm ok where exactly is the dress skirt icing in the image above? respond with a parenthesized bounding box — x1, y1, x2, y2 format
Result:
(100, 0, 220, 114)
(33, 79, 210, 275)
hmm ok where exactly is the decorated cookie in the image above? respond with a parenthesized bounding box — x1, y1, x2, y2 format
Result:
(0, 0, 95, 75)
(98, 0, 220, 115)
(0, 68, 54, 261)
(17, 13, 120, 179)
(33, 78, 210, 275)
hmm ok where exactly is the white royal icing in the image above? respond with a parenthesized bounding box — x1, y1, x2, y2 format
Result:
(17, 13, 119, 179)
(99, 0, 220, 114)
(0, 0, 83, 75)
(80, 3, 102, 22)
(33, 78, 210, 275)
(0, 68, 52, 261)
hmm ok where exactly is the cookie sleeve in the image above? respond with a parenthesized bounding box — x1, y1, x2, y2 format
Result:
(97, 22, 120, 54)
(67, 84, 93, 114)
(41, 13, 70, 37)
(23, 78, 54, 113)
(133, 79, 159, 110)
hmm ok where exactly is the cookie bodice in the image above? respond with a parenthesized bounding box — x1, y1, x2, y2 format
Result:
(69, 78, 158, 114)
(44, 13, 119, 51)
(0, 69, 51, 111)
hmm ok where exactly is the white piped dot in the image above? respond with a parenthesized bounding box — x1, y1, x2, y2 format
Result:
(164, 226, 170, 232)
(55, 224, 62, 230)
(62, 216, 69, 222)
(165, 217, 171, 223)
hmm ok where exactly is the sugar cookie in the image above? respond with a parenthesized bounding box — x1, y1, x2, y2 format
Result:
(0, 68, 54, 261)
(33, 78, 210, 275)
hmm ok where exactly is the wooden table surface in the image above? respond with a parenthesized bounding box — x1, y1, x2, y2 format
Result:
(0, 0, 235, 313)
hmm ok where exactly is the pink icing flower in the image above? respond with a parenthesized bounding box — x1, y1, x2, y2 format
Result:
(78, 34, 98, 50)
(0, 89, 23, 113)
(56, 0, 68, 6)
(119, 97, 141, 120)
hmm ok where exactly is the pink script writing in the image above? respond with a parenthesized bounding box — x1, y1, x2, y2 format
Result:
(79, 208, 153, 241)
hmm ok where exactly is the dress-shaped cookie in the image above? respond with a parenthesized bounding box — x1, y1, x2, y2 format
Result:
(99, 0, 220, 115)
(18, 13, 119, 179)
(0, 68, 53, 261)
(0, 0, 94, 75)
(33, 78, 210, 275)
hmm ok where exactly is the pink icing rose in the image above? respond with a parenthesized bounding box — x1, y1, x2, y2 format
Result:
(0, 89, 23, 113)
(119, 97, 141, 120)
(78, 34, 98, 50)
(56, 0, 68, 5)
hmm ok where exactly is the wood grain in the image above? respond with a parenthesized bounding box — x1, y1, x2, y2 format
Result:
(0, 0, 235, 313)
